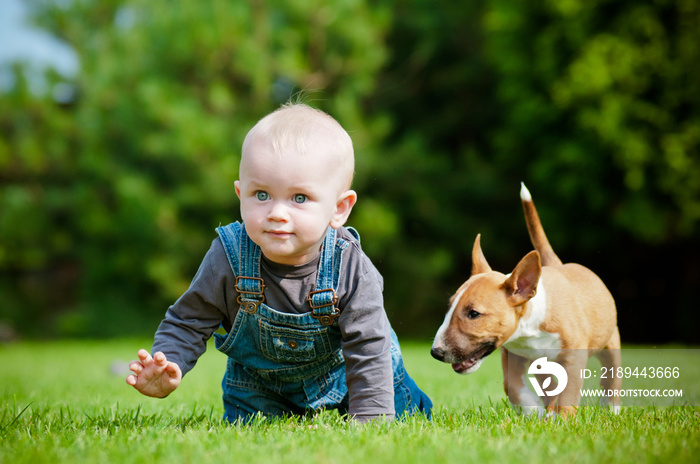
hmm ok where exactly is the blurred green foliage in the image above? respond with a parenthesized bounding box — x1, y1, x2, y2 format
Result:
(1, 0, 698, 342)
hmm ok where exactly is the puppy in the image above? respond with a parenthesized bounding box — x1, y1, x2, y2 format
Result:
(431, 183, 621, 417)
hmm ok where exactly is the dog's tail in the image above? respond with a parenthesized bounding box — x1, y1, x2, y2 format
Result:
(520, 183, 563, 267)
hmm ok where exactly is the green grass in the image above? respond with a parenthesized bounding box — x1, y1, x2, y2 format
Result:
(1, 339, 698, 463)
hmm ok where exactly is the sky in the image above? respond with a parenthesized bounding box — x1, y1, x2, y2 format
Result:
(0, 0, 79, 92)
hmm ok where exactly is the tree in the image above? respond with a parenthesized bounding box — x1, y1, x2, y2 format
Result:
(2, 0, 699, 343)
(369, 0, 700, 342)
(2, 0, 390, 336)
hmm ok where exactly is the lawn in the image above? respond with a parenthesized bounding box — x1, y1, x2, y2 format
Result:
(1, 338, 698, 463)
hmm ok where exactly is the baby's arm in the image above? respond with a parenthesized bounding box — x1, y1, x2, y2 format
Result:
(126, 349, 182, 398)
(126, 238, 230, 398)
(339, 262, 395, 422)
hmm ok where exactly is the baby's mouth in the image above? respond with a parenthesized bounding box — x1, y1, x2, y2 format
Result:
(266, 230, 293, 238)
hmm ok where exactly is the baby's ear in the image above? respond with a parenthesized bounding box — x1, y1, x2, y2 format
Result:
(330, 190, 357, 229)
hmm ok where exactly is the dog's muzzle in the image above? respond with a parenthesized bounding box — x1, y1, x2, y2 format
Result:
(430, 347, 446, 362)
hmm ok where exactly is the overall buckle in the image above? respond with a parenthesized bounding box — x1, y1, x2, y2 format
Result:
(235, 276, 265, 312)
(311, 308, 340, 326)
(238, 298, 261, 313)
(235, 276, 265, 297)
(308, 289, 340, 326)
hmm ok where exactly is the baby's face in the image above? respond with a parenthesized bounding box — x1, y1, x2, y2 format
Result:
(235, 138, 354, 265)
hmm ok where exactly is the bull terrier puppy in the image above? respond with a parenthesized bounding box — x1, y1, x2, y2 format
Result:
(431, 183, 621, 417)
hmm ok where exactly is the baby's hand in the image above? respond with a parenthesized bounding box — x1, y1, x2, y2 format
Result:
(126, 349, 182, 398)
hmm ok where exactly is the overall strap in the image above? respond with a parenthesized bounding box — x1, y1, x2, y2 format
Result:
(216, 222, 265, 309)
(308, 227, 350, 326)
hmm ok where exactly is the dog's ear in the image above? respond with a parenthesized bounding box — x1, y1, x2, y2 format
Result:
(471, 234, 492, 275)
(502, 251, 541, 306)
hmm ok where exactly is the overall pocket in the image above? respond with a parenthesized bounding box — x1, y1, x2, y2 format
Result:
(259, 320, 333, 364)
(214, 309, 247, 357)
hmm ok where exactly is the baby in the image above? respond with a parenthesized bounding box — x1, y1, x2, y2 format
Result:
(127, 103, 432, 423)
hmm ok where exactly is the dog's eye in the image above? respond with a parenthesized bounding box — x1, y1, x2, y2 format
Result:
(466, 309, 481, 320)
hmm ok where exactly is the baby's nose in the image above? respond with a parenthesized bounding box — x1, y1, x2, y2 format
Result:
(267, 202, 289, 221)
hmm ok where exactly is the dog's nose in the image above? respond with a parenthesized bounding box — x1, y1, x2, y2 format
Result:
(430, 347, 445, 361)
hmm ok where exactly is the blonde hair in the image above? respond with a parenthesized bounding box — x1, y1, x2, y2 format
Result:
(241, 103, 355, 190)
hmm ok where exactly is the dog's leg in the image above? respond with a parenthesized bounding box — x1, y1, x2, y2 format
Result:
(547, 351, 588, 418)
(597, 327, 622, 413)
(502, 349, 544, 416)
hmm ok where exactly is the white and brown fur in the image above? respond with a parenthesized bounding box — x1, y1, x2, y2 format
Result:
(431, 183, 621, 417)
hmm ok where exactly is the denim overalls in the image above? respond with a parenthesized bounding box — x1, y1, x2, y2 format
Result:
(213, 222, 432, 422)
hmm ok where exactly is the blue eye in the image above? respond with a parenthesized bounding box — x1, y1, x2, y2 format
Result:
(293, 194, 307, 204)
(256, 191, 269, 201)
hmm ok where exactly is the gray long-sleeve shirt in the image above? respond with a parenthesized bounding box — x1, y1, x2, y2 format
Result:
(152, 227, 395, 420)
